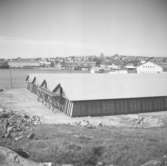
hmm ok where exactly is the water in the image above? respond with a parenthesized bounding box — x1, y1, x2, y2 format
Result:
(0, 69, 32, 89)
(1, 68, 167, 90)
(0, 69, 57, 89)
(0, 69, 87, 89)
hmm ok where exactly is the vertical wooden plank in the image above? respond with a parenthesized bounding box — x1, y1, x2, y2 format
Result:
(69, 101, 73, 117)
(116, 99, 121, 115)
(62, 96, 167, 117)
(71, 101, 77, 117)
(66, 100, 70, 116)
(64, 99, 68, 114)
(66, 100, 70, 115)
(165, 97, 167, 108)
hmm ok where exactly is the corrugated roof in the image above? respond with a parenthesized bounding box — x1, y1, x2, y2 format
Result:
(35, 75, 46, 87)
(28, 73, 167, 101)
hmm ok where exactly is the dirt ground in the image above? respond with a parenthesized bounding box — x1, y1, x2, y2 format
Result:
(1, 89, 167, 166)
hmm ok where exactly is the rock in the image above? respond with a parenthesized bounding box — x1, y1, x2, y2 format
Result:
(0, 146, 52, 166)
(0, 110, 41, 140)
(5, 126, 14, 138)
(158, 155, 167, 166)
(0, 89, 4, 92)
(96, 161, 105, 166)
(141, 160, 161, 166)
(31, 115, 41, 125)
(24, 114, 30, 119)
(0, 111, 10, 118)
(13, 148, 30, 158)
(98, 122, 103, 127)
(27, 133, 35, 139)
(14, 135, 24, 141)
(42, 163, 52, 166)
(0, 108, 4, 112)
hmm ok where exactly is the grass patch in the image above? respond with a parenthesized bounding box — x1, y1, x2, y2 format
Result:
(1, 124, 167, 166)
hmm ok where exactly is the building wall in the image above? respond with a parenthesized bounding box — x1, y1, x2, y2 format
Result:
(71, 96, 167, 117)
(137, 62, 163, 73)
(9, 61, 40, 68)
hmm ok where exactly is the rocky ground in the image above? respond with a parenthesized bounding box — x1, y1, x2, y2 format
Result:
(0, 110, 40, 141)
(1, 89, 167, 166)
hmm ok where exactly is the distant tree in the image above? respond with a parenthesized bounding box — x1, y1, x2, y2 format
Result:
(163, 57, 167, 62)
(16, 57, 21, 60)
(99, 52, 105, 64)
(50, 62, 55, 67)
(112, 54, 120, 59)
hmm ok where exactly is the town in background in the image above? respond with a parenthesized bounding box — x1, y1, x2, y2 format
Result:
(0, 54, 167, 74)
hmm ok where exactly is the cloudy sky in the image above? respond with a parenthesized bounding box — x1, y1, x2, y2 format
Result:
(0, 0, 167, 58)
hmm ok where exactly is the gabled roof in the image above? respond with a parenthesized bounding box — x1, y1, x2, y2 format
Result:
(35, 75, 46, 87)
(27, 73, 45, 86)
(27, 74, 35, 83)
(137, 61, 162, 68)
(28, 73, 167, 101)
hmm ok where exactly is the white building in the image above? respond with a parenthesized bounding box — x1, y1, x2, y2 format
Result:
(8, 60, 40, 68)
(109, 70, 128, 74)
(137, 61, 163, 73)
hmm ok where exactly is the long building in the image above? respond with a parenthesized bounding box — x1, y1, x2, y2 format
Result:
(26, 73, 167, 117)
(9, 59, 40, 68)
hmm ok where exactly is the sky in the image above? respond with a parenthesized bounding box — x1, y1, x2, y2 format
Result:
(0, 0, 167, 58)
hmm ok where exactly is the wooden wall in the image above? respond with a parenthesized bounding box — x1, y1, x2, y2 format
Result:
(71, 96, 167, 117)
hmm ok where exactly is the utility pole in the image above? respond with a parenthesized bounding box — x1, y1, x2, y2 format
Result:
(9, 68, 12, 88)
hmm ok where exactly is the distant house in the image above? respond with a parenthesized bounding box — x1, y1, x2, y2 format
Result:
(54, 63, 63, 70)
(108, 64, 121, 70)
(0, 60, 9, 68)
(39, 61, 51, 67)
(80, 66, 89, 71)
(97, 64, 111, 72)
(137, 61, 163, 73)
(8, 59, 40, 68)
(124, 64, 137, 73)
(63, 63, 79, 71)
(109, 70, 128, 74)
(80, 61, 96, 68)
(90, 66, 101, 73)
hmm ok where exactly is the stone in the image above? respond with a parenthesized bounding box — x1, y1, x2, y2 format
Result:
(0, 89, 4, 92)
(0, 146, 53, 166)
(141, 160, 161, 166)
(0, 110, 40, 139)
(14, 135, 24, 141)
(27, 133, 35, 139)
(96, 161, 105, 166)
